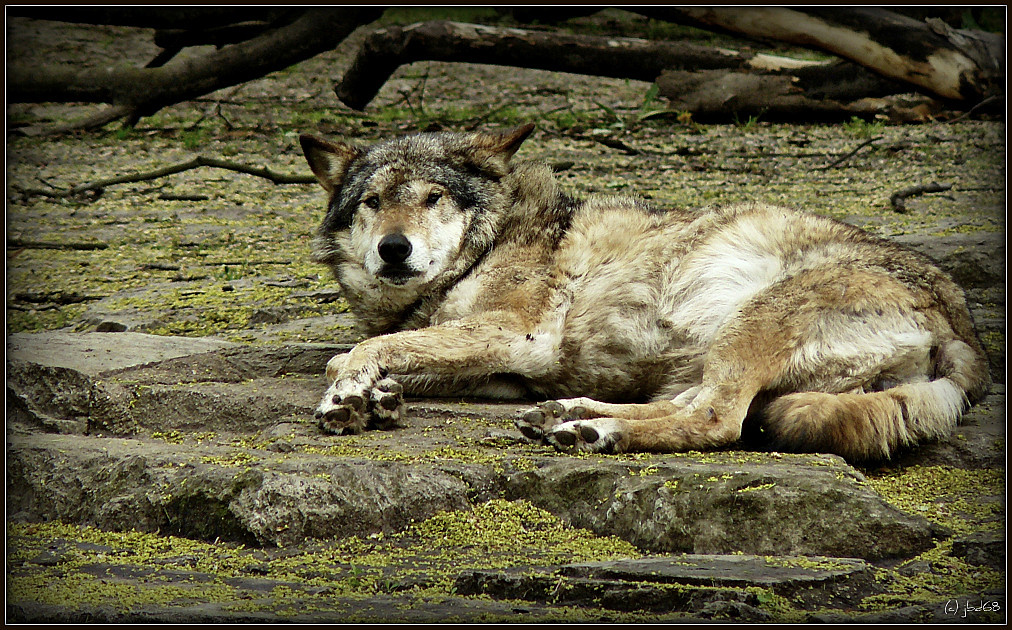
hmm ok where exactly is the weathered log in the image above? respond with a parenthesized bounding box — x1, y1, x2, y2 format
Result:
(636, 7, 1004, 102)
(9, 8, 382, 121)
(7, 7, 297, 30)
(335, 19, 876, 110)
(655, 62, 935, 123)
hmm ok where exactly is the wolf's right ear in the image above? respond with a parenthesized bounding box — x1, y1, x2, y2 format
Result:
(299, 134, 362, 193)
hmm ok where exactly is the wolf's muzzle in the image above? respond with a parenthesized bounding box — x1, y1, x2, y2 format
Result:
(378, 232, 412, 264)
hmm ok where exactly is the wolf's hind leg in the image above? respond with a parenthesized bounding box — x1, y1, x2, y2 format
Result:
(515, 398, 678, 442)
(546, 384, 752, 454)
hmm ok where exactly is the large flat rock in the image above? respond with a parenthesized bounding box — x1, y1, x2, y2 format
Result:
(8, 331, 236, 375)
(6, 331, 1006, 622)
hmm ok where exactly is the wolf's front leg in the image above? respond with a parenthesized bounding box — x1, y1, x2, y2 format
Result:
(315, 319, 523, 434)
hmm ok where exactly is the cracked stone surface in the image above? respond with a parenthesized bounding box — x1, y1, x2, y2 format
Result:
(6, 330, 1006, 622)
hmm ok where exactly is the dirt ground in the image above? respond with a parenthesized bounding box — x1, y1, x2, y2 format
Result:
(5, 9, 1007, 623)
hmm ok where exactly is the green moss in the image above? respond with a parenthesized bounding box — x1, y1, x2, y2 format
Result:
(746, 586, 807, 622)
(8, 499, 646, 619)
(200, 452, 259, 468)
(865, 465, 1004, 535)
(152, 430, 185, 444)
(861, 540, 1004, 611)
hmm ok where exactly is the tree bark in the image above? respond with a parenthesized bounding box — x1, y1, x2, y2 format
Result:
(9, 8, 382, 119)
(636, 7, 1004, 102)
(7, 7, 298, 30)
(335, 20, 849, 110)
(655, 61, 934, 123)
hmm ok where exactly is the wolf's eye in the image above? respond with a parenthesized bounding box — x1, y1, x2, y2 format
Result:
(425, 191, 442, 206)
(363, 196, 380, 209)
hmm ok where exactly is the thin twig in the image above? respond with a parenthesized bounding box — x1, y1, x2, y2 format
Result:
(12, 291, 106, 305)
(816, 135, 882, 170)
(14, 105, 135, 138)
(20, 156, 316, 199)
(890, 182, 953, 213)
(947, 95, 1001, 124)
(8, 238, 109, 251)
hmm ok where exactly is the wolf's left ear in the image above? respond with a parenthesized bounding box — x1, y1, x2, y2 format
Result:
(475, 123, 536, 172)
(299, 134, 362, 193)
(490, 123, 536, 159)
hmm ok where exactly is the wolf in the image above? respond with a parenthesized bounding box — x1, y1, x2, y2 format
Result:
(298, 123, 991, 461)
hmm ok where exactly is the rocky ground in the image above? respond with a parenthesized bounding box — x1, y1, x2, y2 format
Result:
(6, 9, 1006, 623)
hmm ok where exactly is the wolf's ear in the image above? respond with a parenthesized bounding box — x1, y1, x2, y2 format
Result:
(299, 134, 362, 193)
(473, 123, 535, 172)
(488, 123, 536, 159)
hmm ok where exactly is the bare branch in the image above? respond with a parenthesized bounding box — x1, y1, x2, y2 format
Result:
(9, 8, 382, 120)
(637, 7, 1004, 102)
(817, 136, 883, 170)
(335, 20, 833, 110)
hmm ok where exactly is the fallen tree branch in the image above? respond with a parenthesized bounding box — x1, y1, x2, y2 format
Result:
(890, 182, 954, 212)
(9, 7, 382, 125)
(337, 19, 946, 122)
(654, 69, 922, 123)
(637, 7, 1004, 102)
(19, 157, 317, 199)
(335, 19, 838, 110)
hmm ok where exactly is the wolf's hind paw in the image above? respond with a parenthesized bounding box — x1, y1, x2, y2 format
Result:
(546, 419, 627, 454)
(515, 399, 594, 442)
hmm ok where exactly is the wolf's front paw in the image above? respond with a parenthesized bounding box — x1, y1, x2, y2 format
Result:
(515, 399, 595, 441)
(546, 418, 628, 454)
(315, 378, 405, 435)
(368, 377, 404, 430)
(316, 386, 370, 435)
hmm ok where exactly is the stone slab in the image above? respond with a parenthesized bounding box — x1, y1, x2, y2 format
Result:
(7, 331, 236, 376)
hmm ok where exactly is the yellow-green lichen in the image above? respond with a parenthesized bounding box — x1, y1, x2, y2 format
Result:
(865, 465, 1004, 535)
(860, 540, 1004, 612)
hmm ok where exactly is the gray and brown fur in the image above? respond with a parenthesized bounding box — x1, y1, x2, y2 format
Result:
(299, 124, 991, 462)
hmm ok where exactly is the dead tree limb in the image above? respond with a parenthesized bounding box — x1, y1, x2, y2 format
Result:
(8, 7, 297, 29)
(637, 7, 1004, 103)
(335, 20, 842, 110)
(9, 7, 382, 126)
(654, 67, 923, 123)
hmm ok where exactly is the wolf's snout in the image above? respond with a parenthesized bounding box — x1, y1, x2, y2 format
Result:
(378, 233, 412, 264)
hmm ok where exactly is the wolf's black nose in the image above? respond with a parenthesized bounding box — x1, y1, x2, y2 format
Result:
(378, 233, 412, 264)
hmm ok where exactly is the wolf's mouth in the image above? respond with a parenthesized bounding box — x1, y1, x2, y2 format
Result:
(378, 265, 423, 286)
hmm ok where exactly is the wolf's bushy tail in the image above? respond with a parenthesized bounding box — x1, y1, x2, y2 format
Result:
(761, 340, 992, 461)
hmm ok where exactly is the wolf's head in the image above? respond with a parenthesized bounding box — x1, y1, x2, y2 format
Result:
(300, 124, 535, 327)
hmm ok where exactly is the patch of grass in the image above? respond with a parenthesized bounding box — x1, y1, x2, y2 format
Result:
(733, 112, 765, 130)
(379, 6, 503, 26)
(842, 116, 885, 138)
